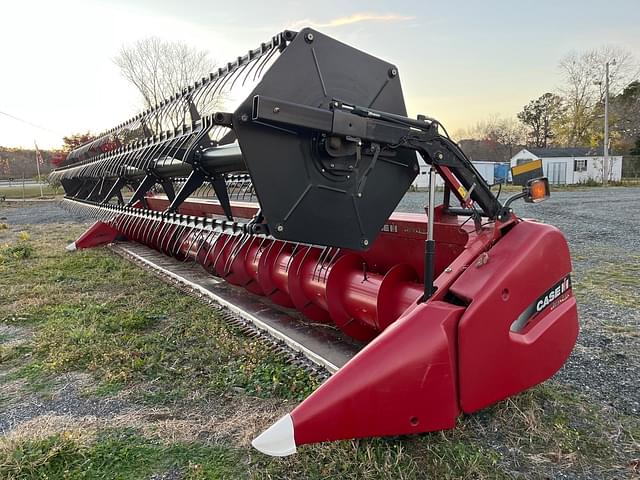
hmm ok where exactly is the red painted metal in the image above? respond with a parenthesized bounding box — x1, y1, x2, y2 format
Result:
(451, 220, 579, 413)
(122, 196, 468, 340)
(70, 194, 578, 451)
(292, 301, 463, 444)
(70, 221, 121, 250)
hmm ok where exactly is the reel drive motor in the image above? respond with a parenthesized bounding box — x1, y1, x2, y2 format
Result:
(53, 28, 578, 456)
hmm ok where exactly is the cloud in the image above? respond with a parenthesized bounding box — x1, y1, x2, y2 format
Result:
(293, 13, 415, 29)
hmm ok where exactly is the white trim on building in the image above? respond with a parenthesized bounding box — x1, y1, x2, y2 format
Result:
(412, 156, 507, 189)
(510, 149, 623, 185)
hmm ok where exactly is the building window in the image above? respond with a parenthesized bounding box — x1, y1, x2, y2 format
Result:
(574, 159, 587, 172)
(516, 158, 530, 165)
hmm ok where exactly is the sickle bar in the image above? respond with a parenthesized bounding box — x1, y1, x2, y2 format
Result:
(53, 28, 578, 455)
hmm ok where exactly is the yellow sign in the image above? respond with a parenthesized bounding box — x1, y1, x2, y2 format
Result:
(511, 159, 544, 185)
(512, 159, 543, 177)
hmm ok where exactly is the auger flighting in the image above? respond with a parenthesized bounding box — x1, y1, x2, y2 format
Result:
(53, 28, 578, 456)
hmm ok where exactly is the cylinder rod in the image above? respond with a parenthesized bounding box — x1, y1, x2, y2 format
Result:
(423, 168, 437, 301)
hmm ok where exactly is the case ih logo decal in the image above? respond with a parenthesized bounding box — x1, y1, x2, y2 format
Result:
(511, 275, 572, 333)
(536, 276, 572, 313)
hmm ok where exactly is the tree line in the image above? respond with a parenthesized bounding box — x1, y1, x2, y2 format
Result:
(0, 37, 213, 179)
(456, 45, 640, 162)
(4, 40, 639, 179)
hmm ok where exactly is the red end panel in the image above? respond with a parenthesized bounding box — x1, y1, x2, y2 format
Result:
(71, 221, 121, 249)
(291, 301, 463, 445)
(451, 221, 579, 413)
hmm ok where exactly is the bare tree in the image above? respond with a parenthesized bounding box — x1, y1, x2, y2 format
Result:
(114, 37, 217, 130)
(557, 46, 637, 146)
(458, 115, 526, 161)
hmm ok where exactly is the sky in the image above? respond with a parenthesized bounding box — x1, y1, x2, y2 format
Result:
(1, 0, 639, 149)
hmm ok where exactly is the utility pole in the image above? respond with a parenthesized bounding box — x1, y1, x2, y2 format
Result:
(34, 141, 44, 198)
(603, 59, 616, 186)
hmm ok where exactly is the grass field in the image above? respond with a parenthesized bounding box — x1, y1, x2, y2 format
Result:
(0, 184, 61, 199)
(0, 213, 638, 479)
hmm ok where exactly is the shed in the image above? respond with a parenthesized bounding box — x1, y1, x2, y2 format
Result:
(509, 148, 623, 184)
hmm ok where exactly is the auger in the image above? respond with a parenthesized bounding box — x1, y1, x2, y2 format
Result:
(52, 28, 579, 456)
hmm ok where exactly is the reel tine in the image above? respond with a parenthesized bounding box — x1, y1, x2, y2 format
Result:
(212, 233, 235, 276)
(159, 216, 177, 253)
(184, 230, 215, 266)
(285, 243, 300, 272)
(124, 210, 139, 240)
(182, 225, 205, 262)
(149, 214, 166, 248)
(317, 247, 334, 281)
(255, 237, 269, 262)
(122, 210, 137, 239)
(169, 223, 190, 257)
(202, 231, 223, 270)
(222, 234, 242, 275)
(323, 247, 342, 282)
(159, 219, 175, 253)
(151, 213, 167, 248)
(242, 235, 259, 263)
(165, 214, 188, 255)
(296, 245, 313, 277)
(115, 207, 131, 236)
(130, 212, 148, 240)
(181, 225, 204, 263)
(143, 214, 159, 246)
(172, 224, 191, 258)
(313, 246, 330, 282)
(224, 233, 250, 275)
(138, 215, 152, 245)
(254, 44, 279, 83)
(165, 221, 182, 256)
(242, 49, 262, 87)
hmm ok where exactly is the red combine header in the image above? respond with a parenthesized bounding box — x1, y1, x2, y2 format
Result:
(51, 28, 578, 456)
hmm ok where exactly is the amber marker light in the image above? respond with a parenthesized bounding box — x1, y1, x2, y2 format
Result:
(525, 177, 550, 203)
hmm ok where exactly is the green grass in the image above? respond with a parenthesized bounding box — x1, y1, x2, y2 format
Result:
(574, 255, 640, 308)
(0, 227, 317, 404)
(0, 218, 638, 479)
(0, 241, 34, 262)
(0, 429, 244, 480)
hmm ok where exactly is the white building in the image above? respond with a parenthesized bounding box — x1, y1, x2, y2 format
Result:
(510, 148, 623, 185)
(412, 157, 507, 189)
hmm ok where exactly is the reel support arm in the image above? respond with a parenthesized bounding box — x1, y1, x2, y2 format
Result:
(251, 96, 504, 220)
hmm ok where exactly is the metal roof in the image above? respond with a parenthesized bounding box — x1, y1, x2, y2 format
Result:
(527, 147, 606, 157)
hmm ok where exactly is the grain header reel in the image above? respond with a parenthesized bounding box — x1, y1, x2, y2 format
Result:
(52, 28, 578, 456)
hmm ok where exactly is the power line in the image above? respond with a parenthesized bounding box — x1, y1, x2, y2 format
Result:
(0, 109, 61, 135)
